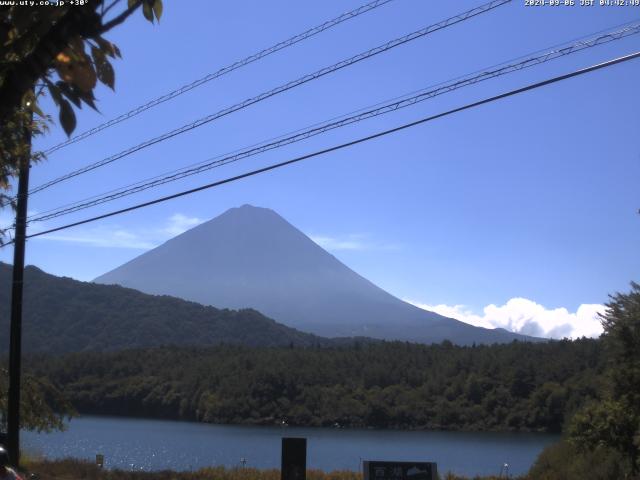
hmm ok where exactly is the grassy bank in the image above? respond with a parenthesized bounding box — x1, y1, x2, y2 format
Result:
(21, 459, 517, 480)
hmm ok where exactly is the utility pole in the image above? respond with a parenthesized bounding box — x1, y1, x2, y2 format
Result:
(7, 111, 32, 467)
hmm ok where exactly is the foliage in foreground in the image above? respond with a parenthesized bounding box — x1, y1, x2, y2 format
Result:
(0, 1, 162, 244)
(527, 282, 640, 479)
(0, 368, 74, 432)
(528, 439, 631, 480)
(566, 281, 640, 477)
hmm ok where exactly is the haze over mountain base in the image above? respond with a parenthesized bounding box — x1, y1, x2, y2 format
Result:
(95, 205, 540, 345)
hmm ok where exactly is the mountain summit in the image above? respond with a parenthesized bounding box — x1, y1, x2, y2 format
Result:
(95, 205, 535, 345)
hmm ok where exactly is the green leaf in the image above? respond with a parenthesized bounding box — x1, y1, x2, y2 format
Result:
(32, 103, 46, 119)
(99, 60, 115, 90)
(22, 90, 46, 119)
(91, 45, 105, 63)
(152, 0, 163, 21)
(46, 80, 62, 106)
(95, 36, 116, 58)
(77, 88, 99, 112)
(11, 8, 34, 34)
(59, 99, 76, 137)
(142, 1, 154, 23)
(92, 46, 115, 90)
(127, 0, 138, 8)
(56, 81, 81, 108)
(21, 89, 35, 108)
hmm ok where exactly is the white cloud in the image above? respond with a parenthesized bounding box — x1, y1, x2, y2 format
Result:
(34, 213, 204, 250)
(163, 213, 204, 236)
(310, 233, 399, 251)
(42, 229, 157, 249)
(311, 234, 369, 251)
(406, 297, 606, 339)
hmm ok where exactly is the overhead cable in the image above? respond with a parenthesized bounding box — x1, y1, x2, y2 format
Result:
(43, 0, 397, 155)
(25, 0, 511, 198)
(26, 21, 640, 225)
(11, 49, 637, 245)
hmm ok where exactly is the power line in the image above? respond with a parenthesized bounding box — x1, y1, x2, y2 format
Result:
(43, 0, 396, 156)
(26, 19, 640, 224)
(14, 49, 638, 245)
(25, 21, 640, 225)
(25, 0, 511, 198)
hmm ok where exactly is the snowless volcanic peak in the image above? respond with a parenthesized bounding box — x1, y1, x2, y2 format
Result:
(95, 205, 539, 345)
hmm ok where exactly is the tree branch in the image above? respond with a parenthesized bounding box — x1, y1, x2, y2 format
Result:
(98, 1, 141, 34)
(0, 9, 79, 123)
(0, 1, 134, 123)
(102, 0, 124, 18)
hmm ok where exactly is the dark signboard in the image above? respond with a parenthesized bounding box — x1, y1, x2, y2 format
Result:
(281, 437, 307, 480)
(363, 461, 437, 480)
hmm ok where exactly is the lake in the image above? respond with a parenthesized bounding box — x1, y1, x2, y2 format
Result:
(22, 416, 558, 477)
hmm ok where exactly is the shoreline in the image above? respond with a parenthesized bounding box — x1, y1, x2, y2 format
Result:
(58, 412, 559, 435)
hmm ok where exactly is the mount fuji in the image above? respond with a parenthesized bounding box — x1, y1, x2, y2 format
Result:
(95, 205, 538, 345)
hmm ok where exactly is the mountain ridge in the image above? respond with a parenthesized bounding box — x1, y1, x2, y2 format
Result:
(0, 262, 345, 354)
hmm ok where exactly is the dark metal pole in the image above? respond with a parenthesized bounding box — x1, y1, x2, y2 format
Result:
(7, 115, 31, 468)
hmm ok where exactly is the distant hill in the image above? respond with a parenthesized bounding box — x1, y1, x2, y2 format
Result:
(0, 262, 333, 354)
(96, 204, 540, 345)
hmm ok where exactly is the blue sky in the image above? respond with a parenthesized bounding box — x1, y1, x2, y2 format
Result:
(1, 0, 639, 338)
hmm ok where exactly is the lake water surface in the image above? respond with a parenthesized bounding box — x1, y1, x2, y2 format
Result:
(22, 416, 558, 477)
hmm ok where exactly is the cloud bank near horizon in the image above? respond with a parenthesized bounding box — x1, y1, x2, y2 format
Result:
(407, 297, 605, 339)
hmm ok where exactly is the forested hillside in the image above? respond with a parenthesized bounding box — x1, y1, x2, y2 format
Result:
(0, 263, 332, 353)
(27, 339, 604, 432)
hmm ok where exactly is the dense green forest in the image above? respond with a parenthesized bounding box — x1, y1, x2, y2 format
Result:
(0, 263, 340, 353)
(25, 338, 603, 433)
